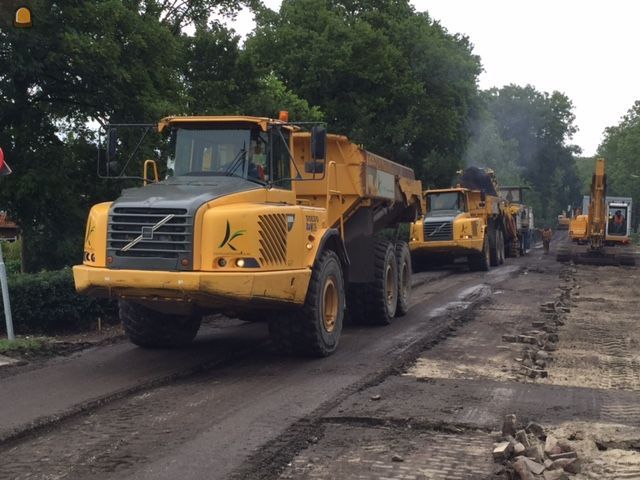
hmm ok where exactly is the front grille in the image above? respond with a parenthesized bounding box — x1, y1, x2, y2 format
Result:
(258, 214, 288, 266)
(108, 207, 193, 259)
(423, 220, 453, 241)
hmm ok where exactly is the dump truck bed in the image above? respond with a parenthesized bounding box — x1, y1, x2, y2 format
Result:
(292, 133, 422, 230)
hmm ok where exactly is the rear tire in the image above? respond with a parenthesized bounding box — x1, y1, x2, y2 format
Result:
(497, 230, 505, 265)
(119, 300, 201, 348)
(348, 240, 398, 325)
(489, 226, 499, 267)
(395, 241, 412, 316)
(268, 250, 344, 357)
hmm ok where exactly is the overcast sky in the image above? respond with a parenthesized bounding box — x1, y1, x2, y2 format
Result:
(230, 0, 640, 156)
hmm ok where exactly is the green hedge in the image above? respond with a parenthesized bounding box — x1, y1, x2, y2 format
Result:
(0, 268, 117, 335)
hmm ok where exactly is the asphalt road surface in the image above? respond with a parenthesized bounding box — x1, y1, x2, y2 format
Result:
(2, 234, 638, 479)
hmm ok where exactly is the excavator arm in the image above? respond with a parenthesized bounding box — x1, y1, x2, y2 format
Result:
(587, 159, 606, 251)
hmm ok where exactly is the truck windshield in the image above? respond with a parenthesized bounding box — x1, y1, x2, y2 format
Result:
(426, 192, 464, 216)
(167, 126, 291, 186)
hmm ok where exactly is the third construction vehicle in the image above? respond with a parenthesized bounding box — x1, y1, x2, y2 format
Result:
(557, 158, 635, 266)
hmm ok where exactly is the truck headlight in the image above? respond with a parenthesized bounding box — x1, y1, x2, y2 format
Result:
(235, 258, 260, 268)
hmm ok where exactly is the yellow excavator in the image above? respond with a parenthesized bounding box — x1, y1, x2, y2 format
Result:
(557, 158, 635, 266)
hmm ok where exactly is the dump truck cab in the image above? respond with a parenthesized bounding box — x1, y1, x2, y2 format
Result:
(410, 167, 517, 272)
(74, 115, 422, 356)
(76, 116, 317, 310)
(410, 188, 485, 257)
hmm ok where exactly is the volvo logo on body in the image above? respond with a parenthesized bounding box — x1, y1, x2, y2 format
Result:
(121, 214, 175, 251)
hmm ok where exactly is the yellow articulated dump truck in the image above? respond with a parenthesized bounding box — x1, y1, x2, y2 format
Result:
(409, 167, 518, 271)
(73, 115, 423, 356)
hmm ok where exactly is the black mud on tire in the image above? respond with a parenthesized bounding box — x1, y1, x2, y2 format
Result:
(395, 241, 412, 317)
(469, 237, 490, 272)
(268, 250, 345, 357)
(119, 300, 201, 348)
(347, 240, 398, 326)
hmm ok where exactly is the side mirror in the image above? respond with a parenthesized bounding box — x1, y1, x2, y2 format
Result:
(311, 125, 326, 160)
(106, 160, 119, 176)
(0, 147, 11, 176)
(107, 128, 118, 160)
(305, 161, 325, 174)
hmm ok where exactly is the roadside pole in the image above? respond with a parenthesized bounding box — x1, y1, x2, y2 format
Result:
(0, 242, 14, 340)
(0, 147, 14, 340)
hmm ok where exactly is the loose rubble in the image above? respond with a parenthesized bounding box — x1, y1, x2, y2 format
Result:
(501, 267, 576, 379)
(492, 414, 581, 479)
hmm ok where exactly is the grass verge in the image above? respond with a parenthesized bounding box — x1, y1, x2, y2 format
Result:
(0, 337, 52, 359)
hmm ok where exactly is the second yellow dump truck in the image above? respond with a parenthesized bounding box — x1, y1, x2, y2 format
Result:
(409, 167, 518, 271)
(73, 115, 423, 356)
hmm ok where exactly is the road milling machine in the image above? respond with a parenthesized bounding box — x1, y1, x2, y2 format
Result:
(73, 115, 423, 356)
(557, 159, 635, 266)
(499, 186, 534, 256)
(409, 167, 519, 271)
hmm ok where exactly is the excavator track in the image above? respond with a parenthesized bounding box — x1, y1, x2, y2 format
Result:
(556, 244, 636, 266)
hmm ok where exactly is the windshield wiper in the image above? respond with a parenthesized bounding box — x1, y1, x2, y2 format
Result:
(244, 176, 268, 186)
(223, 147, 247, 177)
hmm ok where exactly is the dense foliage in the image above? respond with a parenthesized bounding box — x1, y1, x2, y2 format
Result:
(1, 0, 584, 270)
(466, 85, 582, 226)
(597, 101, 640, 228)
(0, 269, 116, 334)
(0, 0, 317, 271)
(247, 0, 482, 186)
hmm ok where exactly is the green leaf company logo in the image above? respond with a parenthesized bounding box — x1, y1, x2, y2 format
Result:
(219, 220, 245, 251)
(85, 219, 95, 249)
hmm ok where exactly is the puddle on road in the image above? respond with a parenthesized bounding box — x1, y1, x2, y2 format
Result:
(426, 284, 492, 319)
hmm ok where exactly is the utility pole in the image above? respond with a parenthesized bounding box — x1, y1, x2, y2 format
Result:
(0, 147, 14, 340)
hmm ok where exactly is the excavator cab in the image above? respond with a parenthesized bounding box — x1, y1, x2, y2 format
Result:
(606, 203, 630, 240)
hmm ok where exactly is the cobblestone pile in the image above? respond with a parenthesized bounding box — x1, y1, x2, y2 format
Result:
(492, 414, 581, 479)
(500, 267, 576, 379)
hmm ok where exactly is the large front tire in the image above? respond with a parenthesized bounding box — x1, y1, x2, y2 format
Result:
(469, 237, 490, 272)
(268, 250, 345, 357)
(395, 241, 412, 317)
(119, 300, 201, 348)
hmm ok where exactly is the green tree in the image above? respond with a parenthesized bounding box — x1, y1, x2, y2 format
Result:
(246, 0, 481, 185)
(484, 84, 581, 225)
(0, 0, 245, 271)
(598, 100, 640, 230)
(183, 24, 322, 120)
